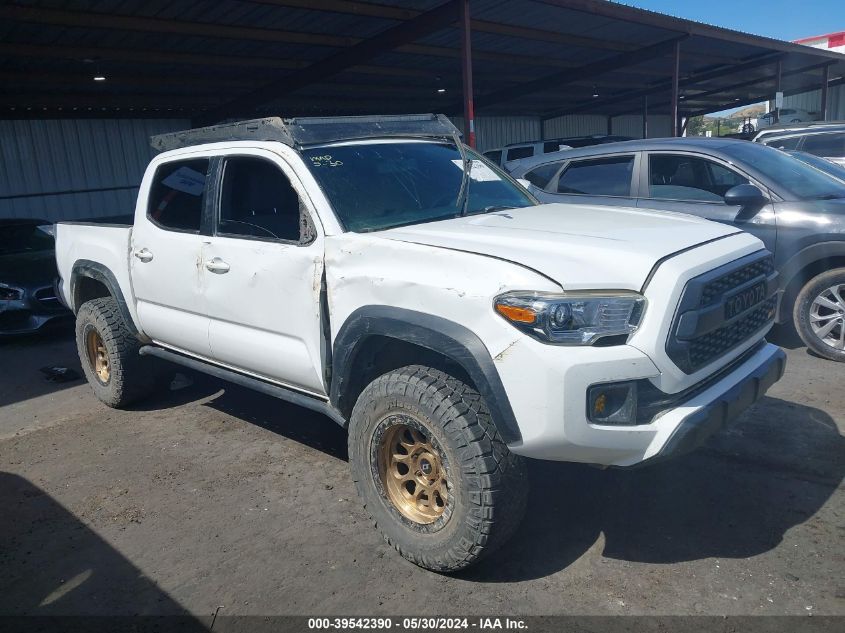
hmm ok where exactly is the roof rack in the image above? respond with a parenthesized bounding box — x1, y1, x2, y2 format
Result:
(150, 113, 460, 152)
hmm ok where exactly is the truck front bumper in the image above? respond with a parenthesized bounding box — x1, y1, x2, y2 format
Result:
(499, 340, 785, 467)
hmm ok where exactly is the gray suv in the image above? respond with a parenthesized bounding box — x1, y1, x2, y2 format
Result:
(507, 138, 845, 361)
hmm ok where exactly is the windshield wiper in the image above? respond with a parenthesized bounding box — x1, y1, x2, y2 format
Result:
(466, 205, 516, 216)
(452, 133, 472, 217)
(813, 193, 844, 200)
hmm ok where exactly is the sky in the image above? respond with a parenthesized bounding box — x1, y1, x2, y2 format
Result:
(624, 1, 844, 117)
(623, 0, 843, 42)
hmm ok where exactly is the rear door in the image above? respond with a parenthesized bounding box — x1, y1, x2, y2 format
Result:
(130, 156, 213, 356)
(530, 153, 640, 206)
(202, 150, 327, 396)
(636, 152, 777, 253)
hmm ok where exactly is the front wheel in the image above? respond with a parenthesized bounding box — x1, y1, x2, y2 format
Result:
(794, 268, 845, 361)
(348, 365, 528, 572)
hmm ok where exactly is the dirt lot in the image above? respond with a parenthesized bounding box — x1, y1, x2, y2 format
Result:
(1, 324, 843, 618)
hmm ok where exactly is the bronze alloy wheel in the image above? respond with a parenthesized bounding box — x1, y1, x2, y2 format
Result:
(378, 418, 448, 524)
(85, 328, 110, 384)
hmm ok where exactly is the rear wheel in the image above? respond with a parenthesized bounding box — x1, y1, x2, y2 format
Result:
(76, 297, 160, 406)
(794, 268, 845, 362)
(348, 365, 528, 572)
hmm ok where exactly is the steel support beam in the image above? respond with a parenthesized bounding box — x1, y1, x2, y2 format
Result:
(671, 40, 680, 137)
(199, 0, 461, 124)
(470, 36, 685, 113)
(821, 64, 830, 121)
(774, 59, 782, 124)
(642, 95, 648, 138)
(460, 0, 476, 148)
(543, 51, 779, 119)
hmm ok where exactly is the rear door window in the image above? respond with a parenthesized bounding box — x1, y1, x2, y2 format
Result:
(483, 150, 502, 164)
(505, 146, 534, 162)
(802, 132, 845, 158)
(524, 162, 563, 189)
(147, 158, 210, 233)
(763, 136, 801, 150)
(556, 156, 634, 196)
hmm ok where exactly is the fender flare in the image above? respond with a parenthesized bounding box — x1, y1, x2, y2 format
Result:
(70, 259, 142, 337)
(777, 241, 845, 320)
(331, 306, 522, 444)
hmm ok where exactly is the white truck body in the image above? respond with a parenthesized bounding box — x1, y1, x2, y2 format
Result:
(56, 134, 783, 468)
(55, 115, 786, 570)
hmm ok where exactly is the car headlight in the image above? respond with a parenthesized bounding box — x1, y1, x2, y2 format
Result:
(0, 283, 23, 301)
(494, 291, 646, 345)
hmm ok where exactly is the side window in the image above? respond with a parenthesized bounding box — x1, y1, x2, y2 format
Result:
(803, 132, 845, 158)
(506, 146, 534, 162)
(483, 150, 503, 164)
(218, 157, 306, 243)
(648, 154, 748, 202)
(147, 158, 209, 233)
(543, 141, 562, 153)
(764, 136, 800, 150)
(524, 162, 562, 189)
(556, 156, 634, 196)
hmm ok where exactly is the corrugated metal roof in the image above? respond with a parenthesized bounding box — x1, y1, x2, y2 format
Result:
(1, 0, 843, 119)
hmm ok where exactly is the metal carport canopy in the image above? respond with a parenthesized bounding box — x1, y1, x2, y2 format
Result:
(2, 0, 844, 133)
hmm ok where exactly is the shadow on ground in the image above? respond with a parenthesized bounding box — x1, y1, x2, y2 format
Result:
(143, 377, 843, 584)
(0, 323, 82, 407)
(0, 472, 207, 623)
(463, 395, 844, 581)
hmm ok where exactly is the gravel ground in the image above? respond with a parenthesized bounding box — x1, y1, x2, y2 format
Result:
(0, 324, 842, 617)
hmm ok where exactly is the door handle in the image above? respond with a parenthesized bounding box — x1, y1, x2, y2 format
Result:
(205, 257, 230, 274)
(133, 248, 154, 263)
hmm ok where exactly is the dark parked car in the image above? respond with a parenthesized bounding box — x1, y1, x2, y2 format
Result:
(508, 138, 845, 361)
(0, 219, 70, 336)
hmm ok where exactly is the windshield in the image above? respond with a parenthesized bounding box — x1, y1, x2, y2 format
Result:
(302, 141, 535, 232)
(724, 142, 845, 200)
(0, 223, 54, 256)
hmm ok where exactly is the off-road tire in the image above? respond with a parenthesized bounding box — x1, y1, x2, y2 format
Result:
(75, 297, 159, 407)
(794, 268, 845, 362)
(348, 365, 528, 572)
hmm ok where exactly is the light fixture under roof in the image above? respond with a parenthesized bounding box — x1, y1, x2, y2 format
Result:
(437, 87, 446, 93)
(93, 75, 106, 81)
(592, 84, 599, 98)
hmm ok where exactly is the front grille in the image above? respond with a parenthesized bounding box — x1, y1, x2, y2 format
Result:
(667, 251, 777, 374)
(688, 297, 776, 368)
(700, 257, 775, 307)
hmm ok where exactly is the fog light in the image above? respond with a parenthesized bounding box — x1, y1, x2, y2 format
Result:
(587, 381, 638, 425)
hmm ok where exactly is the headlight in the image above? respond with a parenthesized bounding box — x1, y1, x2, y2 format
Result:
(0, 283, 22, 301)
(494, 291, 646, 345)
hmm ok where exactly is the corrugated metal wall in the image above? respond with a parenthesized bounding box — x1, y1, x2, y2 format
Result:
(0, 119, 189, 222)
(611, 115, 673, 138)
(781, 84, 845, 119)
(449, 115, 542, 152)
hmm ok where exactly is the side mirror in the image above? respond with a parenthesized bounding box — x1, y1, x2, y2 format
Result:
(516, 178, 532, 189)
(724, 183, 766, 207)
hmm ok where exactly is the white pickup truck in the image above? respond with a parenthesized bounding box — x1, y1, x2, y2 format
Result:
(56, 114, 785, 572)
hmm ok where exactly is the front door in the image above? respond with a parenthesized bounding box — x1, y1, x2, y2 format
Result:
(130, 156, 212, 357)
(636, 152, 777, 254)
(202, 152, 327, 396)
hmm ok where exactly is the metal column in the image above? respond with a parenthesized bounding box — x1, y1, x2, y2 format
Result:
(821, 63, 830, 121)
(642, 95, 648, 138)
(774, 59, 782, 124)
(670, 40, 680, 137)
(460, 0, 476, 148)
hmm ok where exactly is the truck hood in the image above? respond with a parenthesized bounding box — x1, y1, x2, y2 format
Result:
(379, 203, 742, 290)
